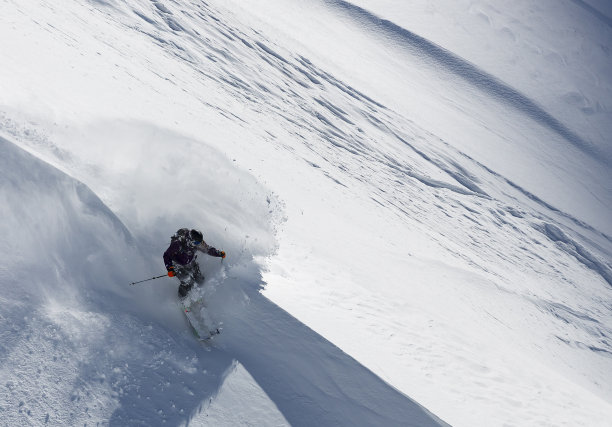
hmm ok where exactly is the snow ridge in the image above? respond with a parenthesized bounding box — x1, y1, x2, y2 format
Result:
(322, 0, 604, 163)
(569, 0, 612, 27)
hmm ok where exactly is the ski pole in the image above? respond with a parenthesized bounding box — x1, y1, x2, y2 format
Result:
(129, 274, 167, 286)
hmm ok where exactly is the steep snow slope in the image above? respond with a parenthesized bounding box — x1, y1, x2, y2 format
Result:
(1, 0, 611, 426)
(348, 0, 612, 160)
(227, 0, 612, 237)
(0, 133, 445, 426)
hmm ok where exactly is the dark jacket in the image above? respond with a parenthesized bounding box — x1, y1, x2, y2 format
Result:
(163, 239, 223, 270)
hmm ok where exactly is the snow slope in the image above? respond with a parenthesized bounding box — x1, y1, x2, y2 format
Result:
(227, 0, 612, 236)
(345, 0, 612, 159)
(0, 133, 444, 427)
(1, 0, 611, 426)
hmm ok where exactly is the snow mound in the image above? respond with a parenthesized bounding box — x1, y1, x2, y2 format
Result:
(0, 136, 140, 306)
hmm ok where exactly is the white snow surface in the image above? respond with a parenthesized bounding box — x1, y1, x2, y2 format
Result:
(0, 0, 611, 426)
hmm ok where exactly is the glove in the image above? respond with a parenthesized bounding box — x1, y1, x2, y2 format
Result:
(167, 266, 175, 277)
(220, 251, 226, 259)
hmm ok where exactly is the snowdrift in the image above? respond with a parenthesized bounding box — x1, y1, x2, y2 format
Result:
(0, 136, 142, 306)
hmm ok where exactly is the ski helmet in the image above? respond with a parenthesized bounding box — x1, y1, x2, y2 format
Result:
(190, 229, 203, 244)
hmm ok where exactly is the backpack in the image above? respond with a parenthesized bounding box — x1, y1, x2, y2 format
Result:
(171, 228, 190, 245)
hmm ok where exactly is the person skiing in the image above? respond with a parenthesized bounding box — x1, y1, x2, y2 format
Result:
(163, 228, 226, 297)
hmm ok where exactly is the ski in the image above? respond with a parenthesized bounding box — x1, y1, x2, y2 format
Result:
(181, 298, 221, 342)
(198, 328, 221, 341)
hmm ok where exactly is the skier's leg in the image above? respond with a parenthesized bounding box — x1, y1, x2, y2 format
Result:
(178, 283, 190, 298)
(193, 262, 205, 285)
(176, 267, 194, 298)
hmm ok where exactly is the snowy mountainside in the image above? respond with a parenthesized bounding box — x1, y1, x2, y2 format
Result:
(346, 0, 612, 160)
(1, 0, 612, 426)
(0, 134, 443, 426)
(229, 0, 612, 236)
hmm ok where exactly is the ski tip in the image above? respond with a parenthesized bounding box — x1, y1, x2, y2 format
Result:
(199, 329, 221, 341)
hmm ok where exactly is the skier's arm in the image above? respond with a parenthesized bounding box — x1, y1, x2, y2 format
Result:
(163, 240, 181, 273)
(207, 247, 225, 258)
(198, 241, 225, 258)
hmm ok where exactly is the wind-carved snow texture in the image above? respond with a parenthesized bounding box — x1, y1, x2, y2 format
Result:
(2, 0, 612, 425)
(110, 0, 590, 230)
(538, 223, 612, 287)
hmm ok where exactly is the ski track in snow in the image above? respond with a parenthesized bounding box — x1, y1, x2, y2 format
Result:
(1, 0, 612, 425)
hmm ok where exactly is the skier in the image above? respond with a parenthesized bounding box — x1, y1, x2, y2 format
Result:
(164, 228, 226, 297)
